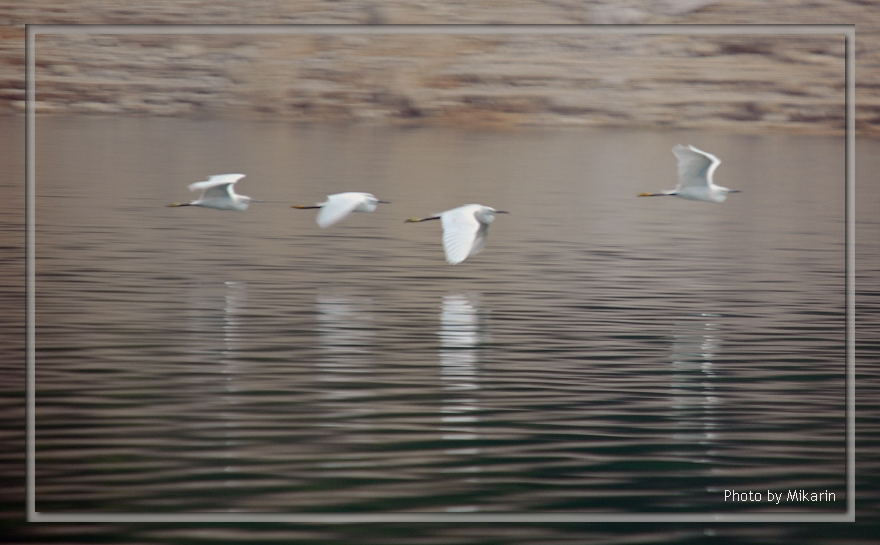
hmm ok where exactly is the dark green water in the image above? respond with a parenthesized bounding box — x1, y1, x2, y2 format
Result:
(4, 116, 878, 543)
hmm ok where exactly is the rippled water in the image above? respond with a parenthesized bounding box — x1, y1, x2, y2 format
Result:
(26, 117, 855, 531)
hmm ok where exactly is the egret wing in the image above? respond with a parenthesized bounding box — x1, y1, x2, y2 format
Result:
(316, 193, 364, 228)
(189, 173, 246, 198)
(441, 206, 481, 265)
(673, 145, 720, 191)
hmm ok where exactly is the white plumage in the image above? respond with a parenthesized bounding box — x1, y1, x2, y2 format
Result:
(293, 192, 388, 228)
(169, 173, 251, 211)
(407, 204, 508, 265)
(639, 145, 739, 203)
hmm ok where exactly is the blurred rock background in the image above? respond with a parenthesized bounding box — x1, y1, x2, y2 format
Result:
(0, 0, 875, 134)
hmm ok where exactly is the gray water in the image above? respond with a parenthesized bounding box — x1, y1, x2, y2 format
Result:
(30, 117, 848, 522)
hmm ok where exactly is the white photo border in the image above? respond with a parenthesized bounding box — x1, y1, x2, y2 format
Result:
(26, 23, 856, 523)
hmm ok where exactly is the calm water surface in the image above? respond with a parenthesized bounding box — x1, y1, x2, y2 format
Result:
(31, 117, 848, 523)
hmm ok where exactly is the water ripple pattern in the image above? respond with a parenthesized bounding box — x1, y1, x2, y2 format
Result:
(33, 117, 846, 515)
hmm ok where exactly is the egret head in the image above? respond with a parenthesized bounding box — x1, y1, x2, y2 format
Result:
(712, 186, 741, 203)
(363, 195, 390, 209)
(476, 207, 508, 224)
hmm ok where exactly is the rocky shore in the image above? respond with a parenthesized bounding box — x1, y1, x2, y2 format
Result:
(0, 1, 877, 135)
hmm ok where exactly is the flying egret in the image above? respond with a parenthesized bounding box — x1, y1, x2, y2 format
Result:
(639, 145, 740, 203)
(405, 204, 508, 265)
(167, 173, 252, 211)
(291, 192, 390, 228)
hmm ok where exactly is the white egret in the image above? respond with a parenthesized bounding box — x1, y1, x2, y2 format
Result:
(291, 192, 390, 228)
(405, 204, 508, 265)
(639, 145, 740, 203)
(167, 173, 252, 211)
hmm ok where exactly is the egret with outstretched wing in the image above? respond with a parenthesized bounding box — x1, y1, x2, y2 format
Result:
(406, 204, 508, 265)
(639, 145, 740, 203)
(292, 192, 389, 228)
(168, 173, 252, 211)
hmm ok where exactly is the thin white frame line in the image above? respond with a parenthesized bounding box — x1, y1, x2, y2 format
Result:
(26, 22, 36, 521)
(845, 27, 856, 520)
(30, 23, 852, 35)
(30, 512, 852, 523)
(26, 23, 856, 524)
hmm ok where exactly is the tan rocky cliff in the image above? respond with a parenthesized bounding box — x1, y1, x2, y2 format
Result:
(0, 1, 875, 135)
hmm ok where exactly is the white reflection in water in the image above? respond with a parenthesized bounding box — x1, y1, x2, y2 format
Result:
(183, 280, 249, 487)
(183, 280, 248, 360)
(315, 293, 375, 371)
(314, 294, 378, 449)
(220, 281, 247, 483)
(222, 280, 247, 359)
(438, 293, 487, 509)
(668, 313, 721, 450)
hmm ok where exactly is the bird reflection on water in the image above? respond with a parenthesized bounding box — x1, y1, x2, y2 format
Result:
(668, 313, 722, 450)
(437, 293, 488, 512)
(314, 293, 376, 388)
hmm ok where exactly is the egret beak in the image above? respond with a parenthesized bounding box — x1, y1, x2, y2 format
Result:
(378, 200, 391, 204)
(291, 204, 321, 209)
(496, 210, 510, 214)
(727, 189, 742, 193)
(405, 215, 440, 223)
(638, 192, 656, 197)
(167, 202, 191, 207)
